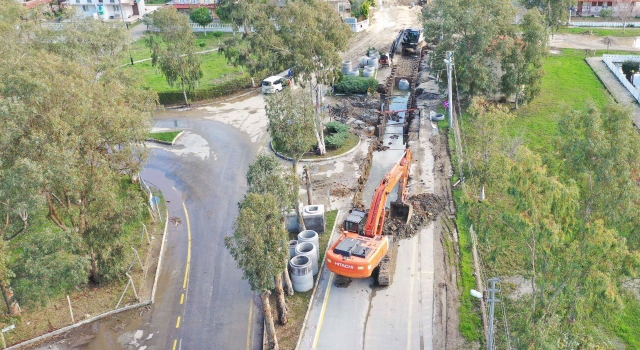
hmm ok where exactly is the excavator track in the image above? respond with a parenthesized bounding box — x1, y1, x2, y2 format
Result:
(376, 237, 396, 286)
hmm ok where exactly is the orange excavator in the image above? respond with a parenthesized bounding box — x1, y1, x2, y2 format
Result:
(325, 148, 413, 286)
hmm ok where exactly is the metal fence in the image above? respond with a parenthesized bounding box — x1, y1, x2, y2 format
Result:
(569, 21, 640, 27)
(602, 54, 640, 103)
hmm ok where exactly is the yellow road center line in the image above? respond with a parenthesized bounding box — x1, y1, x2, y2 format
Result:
(245, 297, 254, 350)
(313, 273, 335, 349)
(180, 293, 184, 305)
(182, 202, 192, 290)
(176, 316, 181, 328)
(172, 339, 177, 350)
(406, 237, 419, 350)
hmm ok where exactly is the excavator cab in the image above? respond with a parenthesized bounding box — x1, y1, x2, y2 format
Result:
(343, 209, 367, 236)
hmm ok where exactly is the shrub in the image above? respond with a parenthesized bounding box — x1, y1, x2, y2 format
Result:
(600, 8, 613, 19)
(325, 121, 349, 134)
(621, 60, 639, 82)
(334, 76, 378, 94)
(325, 131, 349, 149)
(157, 73, 252, 105)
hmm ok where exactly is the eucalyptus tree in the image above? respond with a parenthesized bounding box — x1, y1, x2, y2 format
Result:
(520, 0, 571, 31)
(558, 102, 640, 247)
(32, 19, 130, 75)
(265, 89, 316, 230)
(218, 0, 351, 154)
(423, 0, 516, 97)
(500, 9, 547, 109)
(464, 96, 514, 201)
(225, 193, 289, 349)
(148, 7, 203, 105)
(245, 153, 298, 323)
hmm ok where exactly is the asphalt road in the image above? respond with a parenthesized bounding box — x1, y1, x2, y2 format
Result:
(142, 111, 264, 350)
(27, 94, 269, 350)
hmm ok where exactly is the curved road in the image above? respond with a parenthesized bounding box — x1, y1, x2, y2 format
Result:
(28, 92, 270, 350)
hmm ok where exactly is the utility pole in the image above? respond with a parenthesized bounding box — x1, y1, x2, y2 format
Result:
(118, 0, 134, 65)
(445, 51, 454, 128)
(486, 277, 501, 350)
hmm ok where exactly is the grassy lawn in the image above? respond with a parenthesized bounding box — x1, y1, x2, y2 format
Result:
(275, 209, 339, 350)
(121, 51, 245, 93)
(509, 49, 609, 154)
(557, 26, 640, 37)
(147, 131, 181, 143)
(610, 296, 640, 348)
(127, 32, 234, 64)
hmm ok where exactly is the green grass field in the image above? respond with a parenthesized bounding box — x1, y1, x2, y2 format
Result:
(557, 26, 640, 37)
(122, 51, 245, 93)
(122, 33, 242, 94)
(508, 49, 609, 153)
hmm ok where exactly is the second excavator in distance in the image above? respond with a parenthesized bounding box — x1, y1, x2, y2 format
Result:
(325, 148, 413, 286)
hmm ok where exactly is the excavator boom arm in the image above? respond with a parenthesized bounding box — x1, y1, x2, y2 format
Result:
(363, 149, 412, 237)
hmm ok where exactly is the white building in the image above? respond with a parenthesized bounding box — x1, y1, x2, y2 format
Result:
(66, 0, 146, 21)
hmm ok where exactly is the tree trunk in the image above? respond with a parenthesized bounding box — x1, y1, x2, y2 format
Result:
(314, 84, 327, 155)
(293, 160, 306, 231)
(181, 78, 189, 106)
(274, 274, 288, 325)
(304, 166, 313, 205)
(260, 290, 279, 350)
(282, 268, 294, 296)
(90, 248, 99, 283)
(1, 282, 21, 316)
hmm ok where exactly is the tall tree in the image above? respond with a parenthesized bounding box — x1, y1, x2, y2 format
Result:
(246, 153, 298, 321)
(218, 0, 351, 154)
(520, 0, 571, 31)
(500, 9, 547, 109)
(148, 7, 203, 106)
(558, 102, 640, 247)
(423, 0, 516, 97)
(265, 89, 317, 230)
(190, 7, 214, 35)
(464, 96, 514, 200)
(225, 193, 289, 349)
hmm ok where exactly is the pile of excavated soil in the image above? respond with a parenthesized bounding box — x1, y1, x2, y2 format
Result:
(330, 184, 353, 197)
(383, 193, 446, 238)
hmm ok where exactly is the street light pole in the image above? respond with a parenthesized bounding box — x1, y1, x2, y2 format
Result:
(486, 278, 501, 350)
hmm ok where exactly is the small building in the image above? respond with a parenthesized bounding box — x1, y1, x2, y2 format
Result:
(65, 0, 146, 21)
(575, 1, 640, 18)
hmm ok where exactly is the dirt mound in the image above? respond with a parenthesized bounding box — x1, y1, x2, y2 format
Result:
(383, 193, 446, 238)
(330, 185, 352, 197)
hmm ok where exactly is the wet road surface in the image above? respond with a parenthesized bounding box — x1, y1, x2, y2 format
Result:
(28, 94, 269, 350)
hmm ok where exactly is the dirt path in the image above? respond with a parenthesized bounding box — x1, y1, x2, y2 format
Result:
(549, 33, 640, 51)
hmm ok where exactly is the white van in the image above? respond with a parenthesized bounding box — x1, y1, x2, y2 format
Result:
(262, 76, 286, 94)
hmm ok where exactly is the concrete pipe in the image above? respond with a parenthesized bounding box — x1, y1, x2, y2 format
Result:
(288, 240, 298, 258)
(298, 230, 319, 252)
(289, 255, 313, 292)
(295, 241, 319, 276)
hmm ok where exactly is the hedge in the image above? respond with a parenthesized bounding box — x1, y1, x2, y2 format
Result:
(334, 76, 379, 95)
(157, 74, 253, 105)
(325, 121, 349, 134)
(325, 131, 350, 149)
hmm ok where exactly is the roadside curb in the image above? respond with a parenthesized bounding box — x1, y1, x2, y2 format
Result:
(7, 207, 170, 349)
(145, 131, 184, 146)
(270, 138, 362, 163)
(294, 209, 341, 350)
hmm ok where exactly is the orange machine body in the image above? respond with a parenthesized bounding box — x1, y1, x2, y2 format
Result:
(325, 149, 412, 279)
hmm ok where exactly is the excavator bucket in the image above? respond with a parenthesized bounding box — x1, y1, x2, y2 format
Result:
(389, 201, 413, 224)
